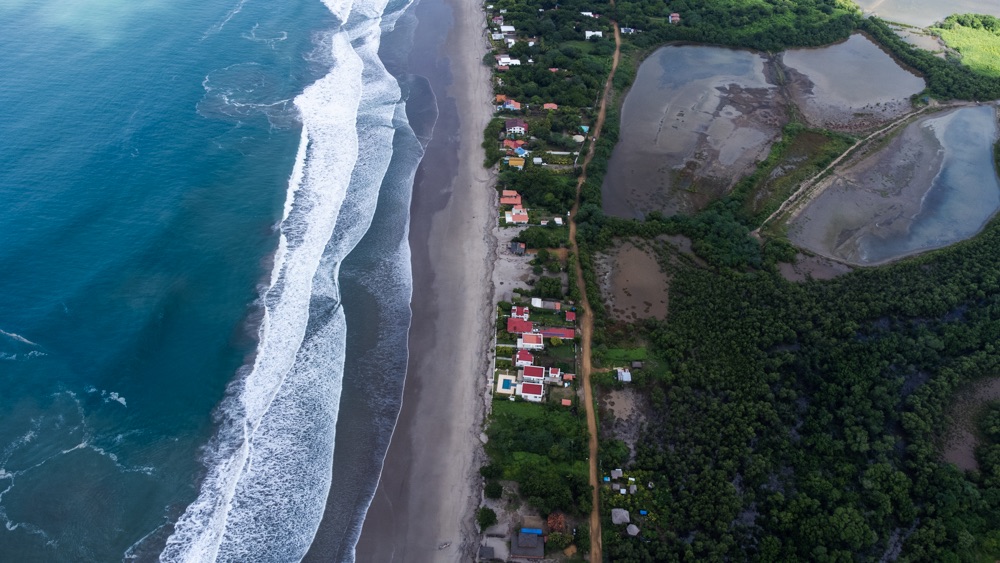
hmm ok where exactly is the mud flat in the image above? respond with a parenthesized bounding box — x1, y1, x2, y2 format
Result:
(602, 45, 787, 218)
(788, 105, 1000, 266)
(782, 34, 925, 131)
(594, 241, 669, 321)
(854, 0, 1000, 28)
(943, 378, 1000, 472)
(890, 24, 945, 56)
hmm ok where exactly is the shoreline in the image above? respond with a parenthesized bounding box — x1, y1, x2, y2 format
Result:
(353, 0, 496, 557)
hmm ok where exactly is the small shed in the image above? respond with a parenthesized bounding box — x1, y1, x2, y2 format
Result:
(627, 524, 640, 536)
(610, 468, 623, 479)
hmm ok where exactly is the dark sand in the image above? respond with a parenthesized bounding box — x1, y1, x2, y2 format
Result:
(349, 0, 495, 559)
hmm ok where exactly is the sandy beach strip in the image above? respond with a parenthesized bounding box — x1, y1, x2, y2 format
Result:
(353, 0, 495, 559)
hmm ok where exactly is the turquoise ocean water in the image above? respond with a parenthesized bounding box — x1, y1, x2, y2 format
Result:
(0, 0, 423, 560)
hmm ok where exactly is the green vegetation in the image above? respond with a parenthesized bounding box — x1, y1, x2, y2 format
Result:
(477, 507, 498, 530)
(484, 400, 591, 515)
(618, 0, 860, 52)
(515, 224, 568, 249)
(935, 14, 1000, 78)
(730, 124, 855, 226)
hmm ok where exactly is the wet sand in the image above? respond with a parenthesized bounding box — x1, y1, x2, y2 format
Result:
(602, 46, 786, 218)
(350, 0, 495, 559)
(787, 111, 944, 265)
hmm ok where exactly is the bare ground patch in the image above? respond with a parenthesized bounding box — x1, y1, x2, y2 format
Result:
(942, 378, 1000, 472)
(778, 253, 854, 282)
(599, 387, 650, 464)
(594, 241, 670, 322)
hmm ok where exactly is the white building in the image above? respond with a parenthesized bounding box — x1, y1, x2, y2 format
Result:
(517, 333, 545, 350)
(585, 31, 603, 39)
(500, 25, 515, 33)
(617, 368, 632, 383)
(518, 382, 544, 402)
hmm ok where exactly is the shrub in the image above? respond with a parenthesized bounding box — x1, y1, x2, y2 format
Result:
(477, 507, 498, 530)
(485, 480, 504, 499)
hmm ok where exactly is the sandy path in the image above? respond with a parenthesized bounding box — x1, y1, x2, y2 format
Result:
(352, 0, 495, 560)
(568, 20, 621, 561)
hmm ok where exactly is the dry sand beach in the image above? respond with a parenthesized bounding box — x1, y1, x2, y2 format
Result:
(352, 0, 496, 559)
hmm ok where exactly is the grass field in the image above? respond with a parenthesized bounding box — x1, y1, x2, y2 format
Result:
(936, 23, 1000, 77)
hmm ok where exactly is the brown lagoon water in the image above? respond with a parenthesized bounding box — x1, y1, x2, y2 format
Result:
(601, 45, 785, 218)
(854, 0, 1000, 28)
(782, 34, 925, 129)
(790, 105, 1000, 265)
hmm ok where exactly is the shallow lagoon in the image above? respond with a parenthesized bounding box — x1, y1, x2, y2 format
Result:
(789, 105, 1000, 265)
(601, 45, 784, 218)
(854, 0, 1000, 28)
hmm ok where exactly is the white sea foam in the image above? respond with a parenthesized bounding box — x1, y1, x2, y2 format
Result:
(0, 329, 38, 346)
(159, 0, 416, 558)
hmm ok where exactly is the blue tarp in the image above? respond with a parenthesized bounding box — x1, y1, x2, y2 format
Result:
(521, 528, 543, 535)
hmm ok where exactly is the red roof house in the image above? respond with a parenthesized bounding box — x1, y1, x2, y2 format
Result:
(500, 189, 522, 206)
(515, 349, 534, 367)
(522, 365, 546, 383)
(539, 327, 574, 339)
(563, 373, 576, 381)
(507, 318, 534, 334)
(561, 399, 572, 406)
(510, 206, 529, 224)
(543, 103, 559, 110)
(512, 305, 529, 319)
(517, 333, 545, 350)
(565, 311, 576, 322)
(519, 382, 544, 402)
(505, 118, 528, 135)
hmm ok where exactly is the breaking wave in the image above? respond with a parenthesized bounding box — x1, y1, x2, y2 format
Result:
(160, 0, 416, 560)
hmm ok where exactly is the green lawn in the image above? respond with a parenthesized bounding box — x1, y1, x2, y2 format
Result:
(936, 22, 1000, 77)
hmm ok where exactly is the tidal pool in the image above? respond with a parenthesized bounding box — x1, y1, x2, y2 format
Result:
(789, 105, 1000, 265)
(601, 45, 785, 218)
(854, 0, 1000, 28)
(782, 34, 925, 130)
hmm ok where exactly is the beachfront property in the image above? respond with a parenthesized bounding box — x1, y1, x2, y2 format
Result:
(510, 528, 545, 558)
(506, 157, 526, 171)
(505, 118, 528, 135)
(500, 189, 521, 206)
(491, 32, 504, 41)
(517, 382, 544, 403)
(517, 333, 544, 350)
(496, 373, 517, 395)
(522, 365, 546, 384)
(530, 297, 561, 311)
(499, 25, 515, 33)
(503, 205, 528, 223)
(510, 241, 526, 255)
(496, 54, 521, 67)
(585, 31, 603, 39)
(511, 305, 529, 320)
(491, 15, 503, 25)
(514, 349, 534, 367)
(507, 317, 534, 334)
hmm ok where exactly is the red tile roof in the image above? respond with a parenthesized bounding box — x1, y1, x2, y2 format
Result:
(521, 333, 543, 345)
(543, 103, 559, 110)
(512, 306, 529, 318)
(496, 94, 507, 103)
(521, 383, 543, 396)
(563, 373, 576, 381)
(500, 194, 522, 205)
(540, 327, 574, 339)
(507, 318, 534, 334)
(561, 399, 572, 406)
(565, 311, 576, 322)
(515, 350, 534, 363)
(523, 365, 545, 378)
